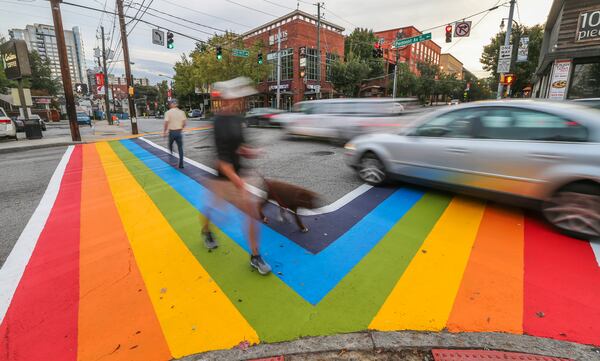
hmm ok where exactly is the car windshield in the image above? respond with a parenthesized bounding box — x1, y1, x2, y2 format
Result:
(0, 109, 6, 117)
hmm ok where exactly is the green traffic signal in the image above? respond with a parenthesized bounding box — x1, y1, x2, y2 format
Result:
(166, 32, 174, 49)
(216, 46, 222, 60)
(258, 52, 263, 64)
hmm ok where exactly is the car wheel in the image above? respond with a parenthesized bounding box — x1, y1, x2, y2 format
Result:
(358, 152, 387, 185)
(541, 182, 600, 239)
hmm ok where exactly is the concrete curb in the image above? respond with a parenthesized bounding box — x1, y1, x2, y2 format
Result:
(177, 331, 600, 361)
(0, 141, 78, 154)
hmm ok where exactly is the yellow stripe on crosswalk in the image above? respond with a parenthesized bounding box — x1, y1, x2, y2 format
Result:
(96, 142, 258, 358)
(369, 197, 485, 331)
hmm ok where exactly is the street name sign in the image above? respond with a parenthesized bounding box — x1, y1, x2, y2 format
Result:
(393, 33, 432, 48)
(152, 29, 165, 46)
(454, 21, 472, 37)
(232, 48, 249, 57)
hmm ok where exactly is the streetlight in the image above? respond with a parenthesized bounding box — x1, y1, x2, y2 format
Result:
(500, 18, 519, 31)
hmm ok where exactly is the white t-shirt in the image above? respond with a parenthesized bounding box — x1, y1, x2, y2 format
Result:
(164, 108, 187, 130)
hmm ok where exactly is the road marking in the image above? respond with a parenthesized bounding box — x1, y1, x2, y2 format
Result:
(0, 146, 74, 323)
(97, 142, 258, 357)
(138, 136, 373, 216)
(0, 146, 82, 360)
(369, 197, 486, 331)
(591, 240, 600, 267)
(447, 205, 524, 334)
(78, 144, 171, 361)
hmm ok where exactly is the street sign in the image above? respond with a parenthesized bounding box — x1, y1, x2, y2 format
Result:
(1, 40, 31, 80)
(393, 33, 432, 48)
(454, 21, 472, 37)
(232, 48, 249, 57)
(497, 45, 513, 73)
(152, 29, 165, 46)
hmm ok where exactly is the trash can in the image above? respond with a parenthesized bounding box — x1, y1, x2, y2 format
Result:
(24, 118, 43, 140)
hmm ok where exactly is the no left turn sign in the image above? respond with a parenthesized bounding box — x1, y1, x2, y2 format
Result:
(454, 21, 472, 37)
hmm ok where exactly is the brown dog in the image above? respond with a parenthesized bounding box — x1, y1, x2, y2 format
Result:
(258, 179, 320, 233)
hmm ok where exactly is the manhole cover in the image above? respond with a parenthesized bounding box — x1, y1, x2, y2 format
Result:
(194, 145, 211, 150)
(309, 151, 334, 156)
(432, 349, 573, 361)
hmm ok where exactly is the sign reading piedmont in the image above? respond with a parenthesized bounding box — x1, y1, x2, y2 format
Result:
(577, 8, 600, 42)
(393, 33, 432, 48)
(232, 48, 249, 57)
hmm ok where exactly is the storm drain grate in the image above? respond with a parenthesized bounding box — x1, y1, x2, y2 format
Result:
(432, 349, 573, 361)
(309, 150, 334, 156)
(194, 145, 211, 149)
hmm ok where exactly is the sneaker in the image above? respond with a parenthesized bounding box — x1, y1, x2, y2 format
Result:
(203, 231, 218, 250)
(178, 164, 184, 169)
(250, 255, 272, 275)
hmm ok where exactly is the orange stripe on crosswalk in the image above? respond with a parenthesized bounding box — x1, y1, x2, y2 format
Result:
(446, 205, 524, 334)
(78, 144, 171, 361)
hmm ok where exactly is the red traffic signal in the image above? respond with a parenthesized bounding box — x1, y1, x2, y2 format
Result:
(445, 25, 453, 43)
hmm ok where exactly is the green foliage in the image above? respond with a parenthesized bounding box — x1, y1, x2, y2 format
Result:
(345, 28, 378, 61)
(330, 54, 371, 97)
(26, 51, 60, 96)
(480, 24, 544, 96)
(392, 62, 417, 96)
(173, 32, 271, 97)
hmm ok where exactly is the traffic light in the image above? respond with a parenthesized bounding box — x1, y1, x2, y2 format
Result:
(505, 74, 515, 85)
(372, 42, 383, 58)
(216, 46, 223, 60)
(445, 25, 453, 43)
(257, 52, 263, 64)
(166, 32, 174, 49)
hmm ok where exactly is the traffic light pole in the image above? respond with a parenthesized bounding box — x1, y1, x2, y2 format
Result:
(316, 2, 321, 99)
(276, 27, 281, 109)
(101, 26, 112, 125)
(117, 0, 139, 134)
(392, 49, 398, 99)
(497, 0, 516, 99)
(49, 0, 80, 141)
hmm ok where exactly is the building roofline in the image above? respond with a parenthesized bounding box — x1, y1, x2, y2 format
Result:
(242, 9, 344, 37)
(440, 53, 463, 66)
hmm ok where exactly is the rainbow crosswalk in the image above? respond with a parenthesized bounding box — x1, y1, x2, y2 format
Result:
(1, 141, 599, 361)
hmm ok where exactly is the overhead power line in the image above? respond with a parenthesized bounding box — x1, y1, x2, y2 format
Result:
(128, 1, 228, 33)
(262, 0, 295, 11)
(224, 0, 279, 17)
(159, 0, 251, 28)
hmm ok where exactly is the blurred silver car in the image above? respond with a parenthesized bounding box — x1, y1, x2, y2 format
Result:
(345, 100, 600, 239)
(279, 98, 407, 141)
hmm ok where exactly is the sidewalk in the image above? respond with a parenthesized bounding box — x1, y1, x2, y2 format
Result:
(0, 121, 210, 154)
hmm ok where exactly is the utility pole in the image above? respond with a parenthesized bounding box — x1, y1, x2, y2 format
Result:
(392, 50, 399, 98)
(276, 27, 281, 109)
(316, 2, 321, 99)
(49, 0, 80, 141)
(497, 0, 516, 99)
(117, 0, 139, 134)
(100, 26, 112, 124)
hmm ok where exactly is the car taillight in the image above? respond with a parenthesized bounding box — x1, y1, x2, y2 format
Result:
(0, 118, 11, 124)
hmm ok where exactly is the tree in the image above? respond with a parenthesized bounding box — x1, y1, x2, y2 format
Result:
(345, 28, 385, 79)
(173, 32, 270, 93)
(480, 24, 544, 96)
(25, 51, 60, 96)
(330, 54, 371, 97)
(416, 61, 439, 103)
(391, 62, 417, 96)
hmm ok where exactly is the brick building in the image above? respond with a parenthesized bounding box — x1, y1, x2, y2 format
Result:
(374, 26, 441, 75)
(243, 10, 345, 109)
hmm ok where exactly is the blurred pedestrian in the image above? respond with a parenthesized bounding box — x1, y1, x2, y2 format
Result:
(201, 77, 271, 275)
(162, 98, 187, 169)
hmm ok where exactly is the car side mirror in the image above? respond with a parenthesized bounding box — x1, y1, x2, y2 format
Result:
(414, 127, 450, 137)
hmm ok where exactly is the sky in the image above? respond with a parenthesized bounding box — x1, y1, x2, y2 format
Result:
(0, 0, 553, 84)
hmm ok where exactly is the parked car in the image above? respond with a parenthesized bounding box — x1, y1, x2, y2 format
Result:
(77, 112, 92, 126)
(572, 98, 600, 110)
(281, 98, 406, 141)
(448, 99, 460, 106)
(0, 107, 17, 140)
(188, 108, 203, 118)
(345, 100, 600, 239)
(16, 115, 46, 131)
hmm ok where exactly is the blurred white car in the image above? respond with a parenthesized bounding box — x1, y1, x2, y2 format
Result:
(0, 107, 17, 140)
(278, 98, 407, 141)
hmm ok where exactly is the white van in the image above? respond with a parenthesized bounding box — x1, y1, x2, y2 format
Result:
(278, 98, 407, 141)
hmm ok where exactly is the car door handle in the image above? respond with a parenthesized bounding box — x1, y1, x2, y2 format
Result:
(528, 153, 565, 160)
(446, 147, 469, 154)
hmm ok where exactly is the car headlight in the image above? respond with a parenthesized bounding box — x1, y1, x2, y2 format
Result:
(344, 143, 356, 151)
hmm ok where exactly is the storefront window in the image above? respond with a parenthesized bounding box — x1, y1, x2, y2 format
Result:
(306, 48, 319, 80)
(326, 53, 339, 82)
(267, 48, 293, 82)
(568, 60, 600, 99)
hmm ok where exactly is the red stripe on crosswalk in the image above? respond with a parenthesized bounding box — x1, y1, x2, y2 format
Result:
(523, 218, 600, 346)
(0, 146, 82, 361)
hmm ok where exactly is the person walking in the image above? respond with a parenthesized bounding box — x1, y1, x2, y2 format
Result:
(162, 99, 187, 169)
(201, 77, 272, 275)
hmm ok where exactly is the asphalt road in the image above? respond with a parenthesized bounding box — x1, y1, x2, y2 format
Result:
(0, 146, 66, 267)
